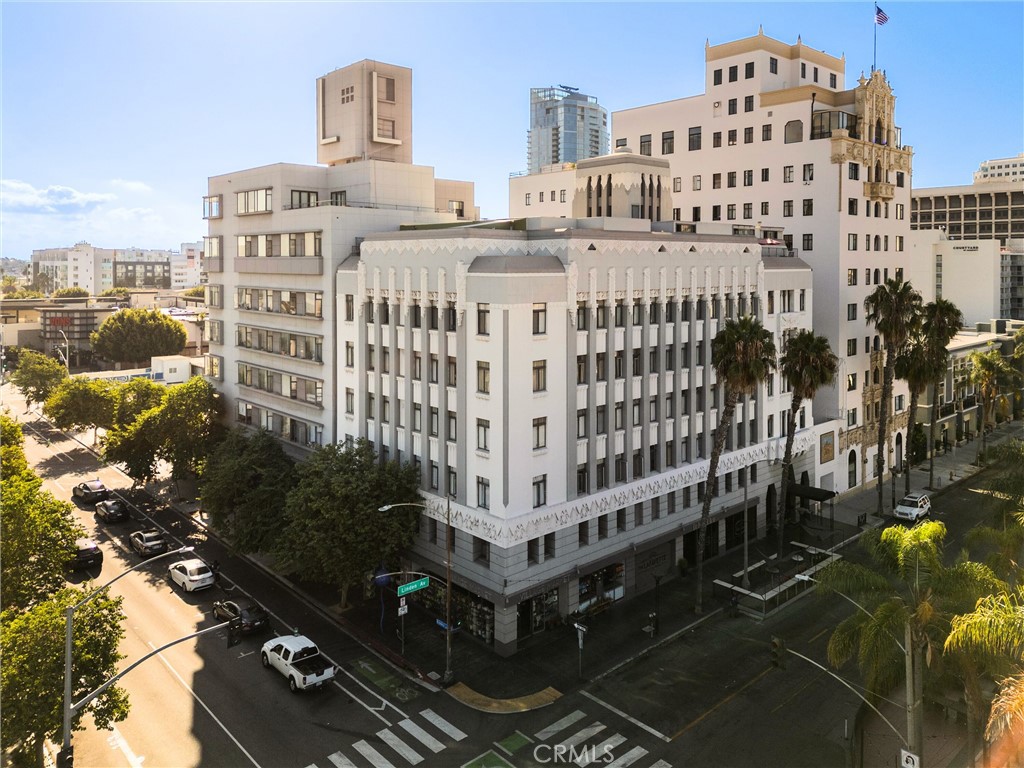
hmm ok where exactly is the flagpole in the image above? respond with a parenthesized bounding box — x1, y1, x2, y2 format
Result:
(873, 4, 877, 71)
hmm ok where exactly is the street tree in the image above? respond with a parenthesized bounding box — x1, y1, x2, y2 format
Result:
(111, 377, 166, 429)
(696, 316, 776, 614)
(103, 409, 162, 486)
(1, 588, 128, 768)
(777, 330, 837, 555)
(90, 308, 186, 367)
(44, 377, 117, 445)
(865, 278, 922, 517)
(10, 349, 68, 409)
(921, 299, 964, 489)
(273, 439, 420, 609)
(894, 335, 942, 495)
(968, 344, 1017, 464)
(152, 376, 225, 485)
(1, 412, 29, 479)
(201, 428, 297, 553)
(1, 471, 85, 612)
(816, 521, 1004, 760)
(52, 287, 89, 298)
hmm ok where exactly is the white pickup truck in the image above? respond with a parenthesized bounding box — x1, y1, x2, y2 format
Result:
(260, 634, 337, 692)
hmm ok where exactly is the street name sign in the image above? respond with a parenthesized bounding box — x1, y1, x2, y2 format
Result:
(397, 577, 430, 596)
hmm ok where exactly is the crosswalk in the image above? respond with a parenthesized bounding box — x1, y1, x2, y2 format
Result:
(305, 708, 465, 768)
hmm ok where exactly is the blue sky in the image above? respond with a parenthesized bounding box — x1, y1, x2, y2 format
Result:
(2, 2, 1021, 260)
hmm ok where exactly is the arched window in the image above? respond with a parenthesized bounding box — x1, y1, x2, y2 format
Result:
(874, 161, 882, 182)
(848, 450, 858, 487)
(873, 367, 880, 384)
(785, 119, 804, 143)
(606, 174, 612, 216)
(874, 118, 884, 144)
(596, 176, 603, 199)
(874, 202, 881, 217)
(874, 235, 882, 251)
(874, 268, 881, 284)
(873, 335, 880, 351)
(586, 177, 593, 217)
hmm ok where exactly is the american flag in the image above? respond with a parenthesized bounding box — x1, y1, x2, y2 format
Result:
(875, 4, 889, 25)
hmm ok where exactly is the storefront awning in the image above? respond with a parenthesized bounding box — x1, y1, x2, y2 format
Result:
(788, 483, 837, 502)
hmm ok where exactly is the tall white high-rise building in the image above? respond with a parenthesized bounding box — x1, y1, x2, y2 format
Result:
(526, 87, 609, 175)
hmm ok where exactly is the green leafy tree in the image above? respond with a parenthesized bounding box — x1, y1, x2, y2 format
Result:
(696, 315, 776, 614)
(10, 349, 68, 409)
(181, 286, 206, 299)
(273, 439, 421, 609)
(1, 412, 29, 479)
(103, 410, 162, 486)
(894, 335, 943, 495)
(4, 289, 45, 299)
(111, 377, 166, 429)
(921, 299, 964, 489)
(201, 428, 297, 553)
(153, 376, 224, 483)
(865, 278, 922, 516)
(43, 377, 117, 445)
(98, 288, 130, 300)
(28, 272, 52, 294)
(52, 287, 89, 298)
(817, 521, 1004, 759)
(777, 330, 837, 554)
(968, 344, 1018, 464)
(1, 471, 85, 612)
(90, 308, 186, 367)
(1, 588, 128, 768)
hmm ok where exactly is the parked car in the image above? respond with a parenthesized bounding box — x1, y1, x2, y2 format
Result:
(69, 538, 103, 570)
(94, 498, 130, 523)
(130, 529, 168, 557)
(213, 599, 270, 634)
(72, 479, 110, 504)
(168, 559, 214, 592)
(261, 634, 337, 692)
(893, 491, 932, 523)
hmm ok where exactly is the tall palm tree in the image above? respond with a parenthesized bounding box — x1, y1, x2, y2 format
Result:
(695, 315, 776, 614)
(865, 278, 922, 516)
(776, 330, 837, 555)
(968, 344, 1017, 464)
(920, 299, 964, 490)
(894, 335, 940, 495)
(817, 521, 1005, 760)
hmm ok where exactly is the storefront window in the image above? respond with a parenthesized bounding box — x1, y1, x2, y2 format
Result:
(578, 563, 625, 612)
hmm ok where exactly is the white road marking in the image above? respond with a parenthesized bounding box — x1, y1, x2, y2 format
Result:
(149, 642, 262, 767)
(576, 734, 627, 767)
(581, 690, 671, 742)
(535, 709, 586, 741)
(352, 740, 396, 768)
(419, 708, 467, 741)
(649, 760, 673, 768)
(604, 746, 648, 768)
(106, 723, 144, 768)
(327, 751, 358, 768)
(558, 722, 606, 750)
(397, 719, 445, 753)
(377, 728, 422, 765)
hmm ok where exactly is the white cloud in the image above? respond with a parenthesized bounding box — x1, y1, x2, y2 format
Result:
(110, 179, 153, 193)
(0, 179, 116, 214)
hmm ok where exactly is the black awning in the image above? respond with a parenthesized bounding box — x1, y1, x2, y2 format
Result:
(788, 483, 838, 502)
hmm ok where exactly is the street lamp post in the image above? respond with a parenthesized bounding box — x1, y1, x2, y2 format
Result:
(61, 545, 193, 766)
(58, 329, 70, 372)
(379, 496, 454, 686)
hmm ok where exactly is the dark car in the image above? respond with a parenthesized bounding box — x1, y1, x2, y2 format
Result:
(129, 529, 168, 557)
(69, 538, 103, 570)
(213, 599, 270, 634)
(94, 498, 130, 523)
(72, 479, 110, 505)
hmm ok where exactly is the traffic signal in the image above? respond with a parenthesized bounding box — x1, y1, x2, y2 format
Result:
(770, 636, 786, 668)
(227, 617, 242, 648)
(57, 747, 74, 768)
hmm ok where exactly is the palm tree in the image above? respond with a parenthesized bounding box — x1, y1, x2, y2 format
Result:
(968, 344, 1017, 464)
(894, 335, 941, 495)
(865, 278, 922, 516)
(777, 330, 837, 555)
(695, 315, 776, 614)
(817, 521, 1005, 760)
(920, 299, 964, 490)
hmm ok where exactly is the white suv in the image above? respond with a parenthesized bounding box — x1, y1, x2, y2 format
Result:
(894, 492, 932, 523)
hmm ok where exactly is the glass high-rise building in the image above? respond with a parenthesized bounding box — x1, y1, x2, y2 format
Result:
(527, 87, 608, 174)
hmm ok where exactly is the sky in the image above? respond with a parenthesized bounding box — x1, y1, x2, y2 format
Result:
(1, 1, 1021, 260)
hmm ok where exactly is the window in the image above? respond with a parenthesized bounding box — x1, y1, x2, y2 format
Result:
(727, 204, 736, 220)
(848, 233, 858, 250)
(813, 66, 819, 83)
(744, 127, 753, 144)
(539, 191, 544, 203)
(744, 95, 754, 112)
(800, 289, 806, 311)
(688, 127, 701, 151)
(477, 361, 490, 393)
(532, 360, 546, 392)
(236, 188, 272, 214)
(847, 338, 857, 356)
(767, 414, 774, 438)
(896, 203, 905, 220)
(713, 68, 723, 85)
(532, 303, 547, 334)
(662, 130, 675, 154)
(560, 189, 567, 203)
(896, 171, 905, 187)
(290, 190, 318, 209)
(848, 408, 857, 427)
(615, 137, 627, 148)
(849, 163, 860, 180)
(345, 388, 354, 414)
(803, 199, 814, 215)
(712, 205, 721, 221)
(476, 478, 490, 511)
(525, 193, 531, 206)
(801, 62, 807, 79)
(728, 98, 737, 115)
(533, 476, 547, 508)
(895, 235, 904, 252)
(447, 356, 457, 386)
(847, 303, 857, 321)
(728, 171, 737, 188)
(784, 120, 804, 143)
(761, 202, 769, 215)
(769, 56, 778, 74)
(767, 291, 775, 314)
(692, 206, 701, 221)
(762, 124, 772, 142)
(744, 170, 753, 186)
(784, 165, 794, 183)
(847, 269, 858, 286)
(692, 175, 701, 191)
(743, 203, 752, 219)
(477, 419, 489, 451)
(713, 131, 722, 148)
(847, 373, 857, 391)
(712, 173, 722, 189)
(745, 61, 754, 78)
(533, 417, 546, 449)
(640, 134, 652, 156)
(428, 407, 438, 436)
(728, 65, 738, 82)
(830, 72, 837, 88)
(345, 342, 354, 367)
(848, 198, 859, 216)
(477, 303, 490, 335)
(783, 200, 793, 217)
(673, 177, 682, 193)
(728, 129, 737, 146)
(203, 195, 222, 219)
(577, 409, 587, 438)
(802, 234, 813, 251)
(803, 164, 814, 182)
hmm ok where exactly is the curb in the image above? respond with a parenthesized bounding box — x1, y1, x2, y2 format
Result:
(446, 683, 562, 714)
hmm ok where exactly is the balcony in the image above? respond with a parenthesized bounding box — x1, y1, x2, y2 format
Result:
(233, 256, 323, 276)
(863, 182, 895, 201)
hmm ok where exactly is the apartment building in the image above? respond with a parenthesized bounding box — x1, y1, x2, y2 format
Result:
(202, 60, 477, 451)
(340, 213, 827, 653)
(525, 86, 609, 175)
(31, 242, 205, 294)
(612, 29, 919, 492)
(911, 177, 1024, 246)
(974, 153, 1024, 184)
